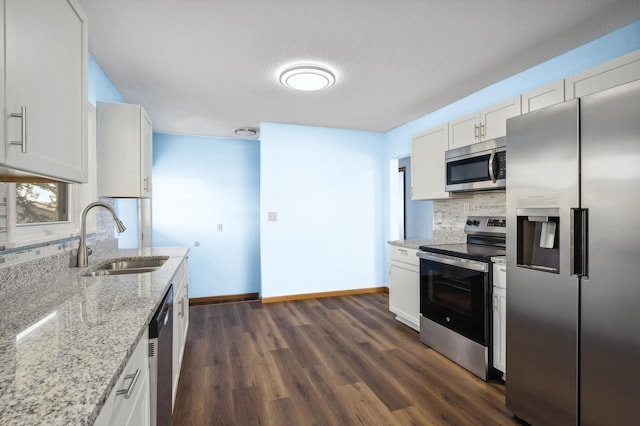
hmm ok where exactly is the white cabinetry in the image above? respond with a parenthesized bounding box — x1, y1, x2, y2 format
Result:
(410, 124, 450, 200)
(448, 96, 521, 148)
(172, 257, 189, 407)
(521, 80, 565, 113)
(94, 330, 151, 426)
(97, 102, 153, 198)
(566, 49, 640, 99)
(0, 0, 88, 182)
(492, 263, 506, 378)
(389, 245, 420, 331)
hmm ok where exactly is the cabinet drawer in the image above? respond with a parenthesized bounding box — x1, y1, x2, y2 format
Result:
(95, 329, 150, 426)
(493, 263, 507, 289)
(389, 245, 419, 266)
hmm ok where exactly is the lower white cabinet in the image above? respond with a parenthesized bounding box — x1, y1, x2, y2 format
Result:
(492, 263, 507, 378)
(389, 245, 420, 331)
(94, 329, 151, 426)
(172, 257, 189, 407)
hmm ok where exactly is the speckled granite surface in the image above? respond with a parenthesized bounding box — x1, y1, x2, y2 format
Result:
(0, 246, 189, 426)
(388, 239, 433, 250)
(388, 236, 457, 250)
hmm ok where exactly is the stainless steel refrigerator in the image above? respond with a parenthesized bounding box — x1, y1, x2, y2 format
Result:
(505, 79, 640, 425)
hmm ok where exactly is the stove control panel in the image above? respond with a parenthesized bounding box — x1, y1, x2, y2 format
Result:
(464, 216, 507, 235)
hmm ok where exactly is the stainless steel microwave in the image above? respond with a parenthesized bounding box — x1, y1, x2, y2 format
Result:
(445, 137, 506, 192)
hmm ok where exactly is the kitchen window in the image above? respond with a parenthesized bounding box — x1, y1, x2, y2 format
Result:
(16, 183, 69, 224)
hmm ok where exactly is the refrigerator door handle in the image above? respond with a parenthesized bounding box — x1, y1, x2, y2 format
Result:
(570, 208, 589, 278)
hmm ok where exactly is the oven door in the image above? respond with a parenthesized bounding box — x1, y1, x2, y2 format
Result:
(418, 251, 490, 345)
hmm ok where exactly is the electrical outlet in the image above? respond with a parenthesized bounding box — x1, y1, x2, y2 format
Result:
(464, 202, 470, 214)
(435, 212, 443, 223)
(268, 212, 278, 221)
(217, 224, 223, 232)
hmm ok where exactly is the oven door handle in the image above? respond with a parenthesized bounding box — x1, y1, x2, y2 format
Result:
(417, 251, 489, 272)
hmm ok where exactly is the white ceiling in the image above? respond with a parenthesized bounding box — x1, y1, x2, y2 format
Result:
(78, 0, 640, 139)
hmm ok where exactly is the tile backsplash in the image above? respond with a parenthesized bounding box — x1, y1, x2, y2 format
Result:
(433, 191, 506, 242)
(0, 184, 6, 247)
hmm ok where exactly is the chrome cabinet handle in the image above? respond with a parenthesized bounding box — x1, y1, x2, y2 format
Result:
(10, 107, 27, 153)
(116, 368, 141, 399)
(143, 177, 150, 192)
(474, 124, 479, 139)
(179, 298, 184, 317)
(480, 123, 486, 138)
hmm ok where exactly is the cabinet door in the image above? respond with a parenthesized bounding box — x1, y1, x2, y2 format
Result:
(410, 124, 450, 200)
(448, 112, 480, 148)
(95, 331, 150, 426)
(172, 260, 188, 407)
(389, 260, 420, 331)
(5, 0, 88, 182)
(481, 96, 521, 141)
(565, 50, 640, 99)
(492, 286, 507, 375)
(141, 111, 153, 197)
(98, 102, 152, 198)
(521, 80, 565, 113)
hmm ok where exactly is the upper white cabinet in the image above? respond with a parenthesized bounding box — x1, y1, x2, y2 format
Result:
(97, 102, 153, 198)
(448, 96, 521, 148)
(0, 0, 88, 182)
(566, 50, 640, 99)
(410, 124, 450, 200)
(521, 80, 565, 113)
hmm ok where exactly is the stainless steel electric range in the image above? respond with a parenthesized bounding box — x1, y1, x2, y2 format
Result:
(417, 216, 505, 380)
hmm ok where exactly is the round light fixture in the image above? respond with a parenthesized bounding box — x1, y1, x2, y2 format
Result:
(279, 65, 336, 91)
(234, 127, 258, 137)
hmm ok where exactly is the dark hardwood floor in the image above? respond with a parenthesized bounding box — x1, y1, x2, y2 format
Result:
(172, 293, 517, 425)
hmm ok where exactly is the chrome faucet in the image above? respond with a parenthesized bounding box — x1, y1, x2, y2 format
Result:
(77, 202, 126, 267)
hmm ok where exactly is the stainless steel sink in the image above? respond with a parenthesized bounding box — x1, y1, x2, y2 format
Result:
(83, 268, 160, 277)
(82, 256, 169, 277)
(97, 257, 168, 270)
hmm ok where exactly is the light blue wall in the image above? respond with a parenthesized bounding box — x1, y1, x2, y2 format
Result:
(152, 133, 261, 298)
(260, 123, 386, 298)
(88, 54, 126, 105)
(398, 157, 432, 239)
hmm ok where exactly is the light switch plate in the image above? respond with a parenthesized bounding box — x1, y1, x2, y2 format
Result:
(268, 212, 277, 221)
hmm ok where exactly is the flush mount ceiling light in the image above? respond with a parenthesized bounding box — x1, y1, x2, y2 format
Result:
(279, 65, 336, 91)
(234, 127, 258, 137)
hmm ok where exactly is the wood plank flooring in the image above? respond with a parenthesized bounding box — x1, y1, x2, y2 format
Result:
(172, 293, 517, 425)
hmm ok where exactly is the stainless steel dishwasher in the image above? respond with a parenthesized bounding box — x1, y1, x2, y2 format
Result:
(149, 285, 173, 426)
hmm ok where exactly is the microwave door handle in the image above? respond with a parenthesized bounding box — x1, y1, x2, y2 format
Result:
(488, 150, 497, 183)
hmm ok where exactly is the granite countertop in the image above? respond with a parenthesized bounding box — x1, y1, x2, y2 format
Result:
(388, 239, 435, 250)
(0, 246, 189, 426)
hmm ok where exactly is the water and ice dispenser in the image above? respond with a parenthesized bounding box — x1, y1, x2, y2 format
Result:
(516, 208, 560, 273)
